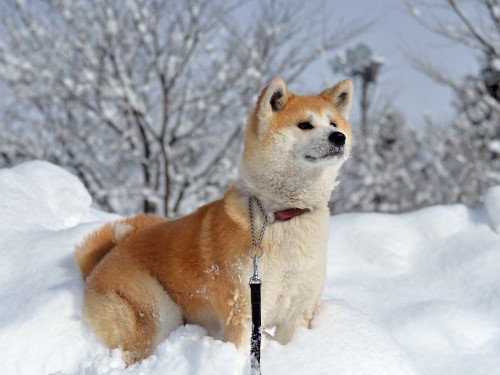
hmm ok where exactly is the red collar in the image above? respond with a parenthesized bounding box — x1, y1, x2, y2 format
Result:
(267, 207, 311, 223)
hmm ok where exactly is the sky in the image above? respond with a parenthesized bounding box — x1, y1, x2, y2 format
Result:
(257, 0, 479, 126)
(328, 0, 478, 125)
(0, 0, 482, 133)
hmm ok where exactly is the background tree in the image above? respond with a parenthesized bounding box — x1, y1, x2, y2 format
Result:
(333, 101, 436, 213)
(331, 43, 385, 134)
(329, 45, 431, 214)
(406, 0, 500, 207)
(333, 0, 499, 214)
(0, 0, 366, 217)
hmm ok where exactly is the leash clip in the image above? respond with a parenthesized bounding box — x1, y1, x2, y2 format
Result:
(249, 255, 262, 286)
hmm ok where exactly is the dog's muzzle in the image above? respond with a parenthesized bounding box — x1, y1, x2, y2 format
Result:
(304, 131, 346, 162)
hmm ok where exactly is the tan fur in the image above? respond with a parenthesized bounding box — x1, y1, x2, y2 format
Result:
(76, 78, 353, 364)
(75, 215, 167, 280)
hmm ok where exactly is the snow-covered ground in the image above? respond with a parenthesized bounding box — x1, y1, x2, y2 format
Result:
(1, 161, 499, 375)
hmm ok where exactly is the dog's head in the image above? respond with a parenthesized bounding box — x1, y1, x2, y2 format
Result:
(241, 78, 353, 208)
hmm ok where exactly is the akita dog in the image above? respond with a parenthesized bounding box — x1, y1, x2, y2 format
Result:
(76, 77, 353, 364)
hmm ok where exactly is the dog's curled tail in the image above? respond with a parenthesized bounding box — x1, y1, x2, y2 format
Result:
(75, 214, 167, 280)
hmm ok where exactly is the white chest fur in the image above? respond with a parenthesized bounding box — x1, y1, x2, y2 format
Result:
(256, 206, 330, 332)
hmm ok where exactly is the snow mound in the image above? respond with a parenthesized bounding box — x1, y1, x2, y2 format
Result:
(0, 161, 106, 231)
(326, 191, 500, 375)
(0, 161, 418, 374)
(265, 300, 418, 375)
(1, 161, 499, 375)
(485, 185, 500, 233)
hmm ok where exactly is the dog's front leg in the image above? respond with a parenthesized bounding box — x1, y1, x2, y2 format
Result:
(223, 319, 251, 349)
(216, 286, 251, 348)
(221, 297, 251, 349)
(301, 298, 320, 329)
(275, 298, 319, 344)
(274, 319, 297, 344)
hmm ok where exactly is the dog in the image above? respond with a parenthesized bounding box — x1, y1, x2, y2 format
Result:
(75, 77, 353, 364)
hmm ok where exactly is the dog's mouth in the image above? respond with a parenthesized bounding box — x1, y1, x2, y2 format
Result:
(305, 148, 344, 162)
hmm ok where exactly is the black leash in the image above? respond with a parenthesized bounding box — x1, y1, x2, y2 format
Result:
(246, 196, 311, 373)
(249, 270, 262, 374)
(248, 196, 267, 375)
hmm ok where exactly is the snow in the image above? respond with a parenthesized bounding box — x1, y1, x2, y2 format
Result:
(1, 161, 500, 375)
(485, 186, 500, 233)
(489, 140, 500, 155)
(325, 204, 500, 375)
(492, 58, 500, 72)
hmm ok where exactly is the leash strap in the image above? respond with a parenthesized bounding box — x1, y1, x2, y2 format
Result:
(248, 196, 266, 374)
(247, 196, 309, 374)
(249, 274, 262, 374)
(246, 196, 310, 373)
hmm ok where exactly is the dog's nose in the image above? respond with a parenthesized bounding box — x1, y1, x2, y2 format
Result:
(329, 132, 346, 147)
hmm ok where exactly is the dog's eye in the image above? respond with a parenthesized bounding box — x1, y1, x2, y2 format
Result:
(330, 121, 337, 128)
(297, 121, 314, 130)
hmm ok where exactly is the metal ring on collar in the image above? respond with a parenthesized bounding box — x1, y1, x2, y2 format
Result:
(248, 246, 263, 259)
(265, 212, 276, 224)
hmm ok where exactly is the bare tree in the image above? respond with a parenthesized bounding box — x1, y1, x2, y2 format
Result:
(0, 0, 366, 217)
(332, 44, 385, 135)
(330, 0, 499, 214)
(332, 101, 438, 213)
(406, 0, 499, 95)
(406, 0, 500, 207)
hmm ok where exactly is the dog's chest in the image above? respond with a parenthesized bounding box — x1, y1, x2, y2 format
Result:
(257, 210, 329, 325)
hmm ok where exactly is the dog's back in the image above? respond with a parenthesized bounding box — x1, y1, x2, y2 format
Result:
(75, 215, 167, 279)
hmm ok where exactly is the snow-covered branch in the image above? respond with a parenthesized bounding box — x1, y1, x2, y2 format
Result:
(0, 0, 365, 216)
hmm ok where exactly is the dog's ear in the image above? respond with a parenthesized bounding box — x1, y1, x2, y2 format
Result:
(257, 77, 288, 117)
(321, 80, 353, 120)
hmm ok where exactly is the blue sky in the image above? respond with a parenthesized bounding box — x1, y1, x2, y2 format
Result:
(331, 0, 477, 125)
(274, 0, 479, 126)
